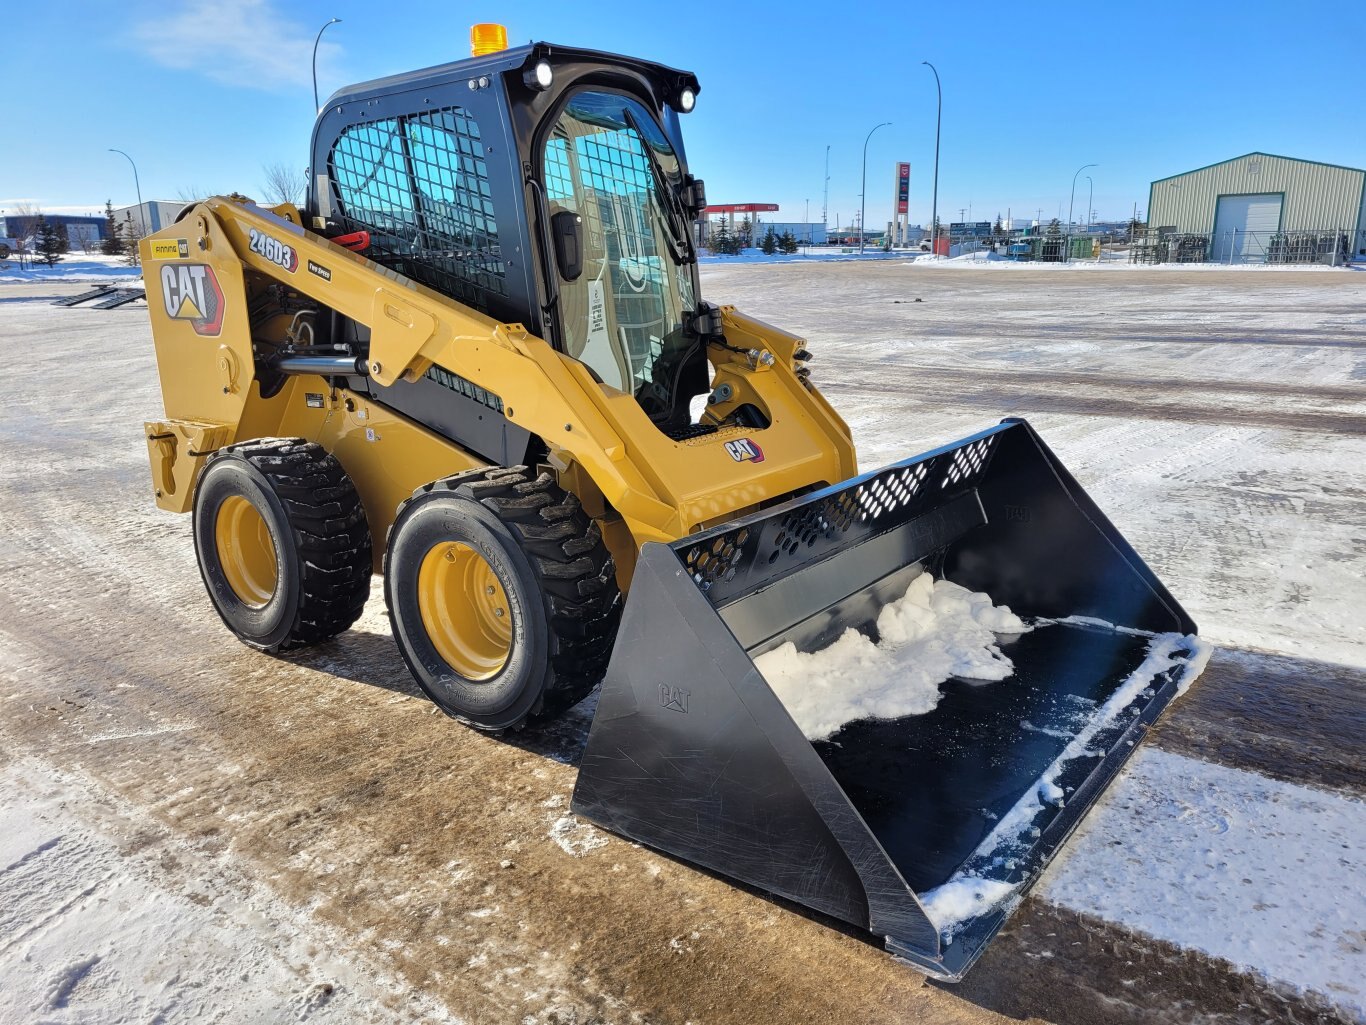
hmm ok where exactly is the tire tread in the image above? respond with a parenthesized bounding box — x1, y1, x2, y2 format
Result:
(386, 465, 621, 723)
(202, 438, 371, 652)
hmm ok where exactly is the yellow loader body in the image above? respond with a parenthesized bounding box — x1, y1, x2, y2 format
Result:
(143, 197, 854, 582)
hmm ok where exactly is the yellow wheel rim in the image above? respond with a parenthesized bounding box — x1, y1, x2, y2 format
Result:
(417, 542, 512, 680)
(214, 495, 278, 607)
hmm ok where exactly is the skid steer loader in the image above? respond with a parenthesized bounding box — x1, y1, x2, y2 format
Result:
(139, 24, 1205, 979)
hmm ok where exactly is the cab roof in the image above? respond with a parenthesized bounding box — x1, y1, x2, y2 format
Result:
(321, 41, 699, 111)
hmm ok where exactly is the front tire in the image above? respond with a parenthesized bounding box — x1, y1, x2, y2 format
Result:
(192, 439, 372, 652)
(384, 466, 621, 730)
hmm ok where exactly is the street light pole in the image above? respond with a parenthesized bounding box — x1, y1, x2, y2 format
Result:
(822, 144, 830, 230)
(1067, 162, 1097, 237)
(313, 17, 343, 114)
(921, 61, 942, 255)
(1085, 175, 1093, 233)
(108, 148, 145, 236)
(859, 121, 891, 255)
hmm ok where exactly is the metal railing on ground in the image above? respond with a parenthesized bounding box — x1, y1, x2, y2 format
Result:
(1130, 227, 1364, 266)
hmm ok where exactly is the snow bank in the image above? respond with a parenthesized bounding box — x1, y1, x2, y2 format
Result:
(754, 573, 1029, 741)
(919, 628, 1212, 938)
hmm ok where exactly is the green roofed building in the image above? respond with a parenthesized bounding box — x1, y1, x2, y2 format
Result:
(1147, 152, 1366, 264)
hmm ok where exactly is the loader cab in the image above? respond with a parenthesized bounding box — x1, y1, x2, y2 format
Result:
(308, 37, 708, 434)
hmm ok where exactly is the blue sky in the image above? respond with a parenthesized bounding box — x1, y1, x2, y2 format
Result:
(3, 0, 1363, 228)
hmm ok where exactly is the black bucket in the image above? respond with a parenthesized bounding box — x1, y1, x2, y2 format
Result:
(572, 419, 1203, 979)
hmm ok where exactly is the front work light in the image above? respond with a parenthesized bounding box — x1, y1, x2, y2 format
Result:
(678, 87, 696, 113)
(524, 60, 554, 91)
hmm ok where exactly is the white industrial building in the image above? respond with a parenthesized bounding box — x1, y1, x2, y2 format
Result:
(114, 200, 184, 236)
(1147, 153, 1366, 263)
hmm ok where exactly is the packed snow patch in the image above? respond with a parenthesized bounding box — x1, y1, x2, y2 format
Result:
(755, 573, 1029, 741)
(548, 816, 608, 857)
(1042, 747, 1366, 1020)
(0, 759, 457, 1024)
(919, 877, 1021, 933)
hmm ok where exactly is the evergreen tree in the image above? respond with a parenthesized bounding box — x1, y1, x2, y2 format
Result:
(56, 223, 71, 255)
(34, 216, 64, 267)
(121, 213, 142, 266)
(100, 200, 125, 256)
(779, 230, 799, 255)
(708, 220, 731, 255)
(1045, 218, 1062, 238)
(761, 226, 777, 255)
(737, 216, 753, 249)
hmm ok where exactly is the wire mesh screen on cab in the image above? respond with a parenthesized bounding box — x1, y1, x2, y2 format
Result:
(329, 106, 507, 311)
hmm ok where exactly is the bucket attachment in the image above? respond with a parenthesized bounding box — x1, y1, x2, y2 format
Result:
(572, 419, 1203, 979)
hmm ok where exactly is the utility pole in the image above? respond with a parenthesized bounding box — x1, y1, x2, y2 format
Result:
(1085, 176, 1093, 234)
(859, 121, 891, 255)
(921, 61, 942, 256)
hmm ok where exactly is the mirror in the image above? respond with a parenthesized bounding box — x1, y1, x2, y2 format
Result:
(551, 210, 583, 281)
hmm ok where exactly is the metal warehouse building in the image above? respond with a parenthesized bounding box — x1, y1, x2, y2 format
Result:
(1147, 152, 1366, 264)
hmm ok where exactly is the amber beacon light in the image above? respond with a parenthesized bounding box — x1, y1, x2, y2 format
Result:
(470, 23, 508, 57)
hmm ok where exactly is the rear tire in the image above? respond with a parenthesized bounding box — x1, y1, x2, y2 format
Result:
(193, 439, 371, 652)
(384, 466, 621, 730)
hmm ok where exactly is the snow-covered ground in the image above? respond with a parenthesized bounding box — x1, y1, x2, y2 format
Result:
(703, 261, 1366, 669)
(1041, 747, 1366, 1016)
(699, 245, 1363, 271)
(0, 761, 454, 1025)
(0, 252, 143, 284)
(2, 264, 1364, 1024)
(910, 250, 1361, 271)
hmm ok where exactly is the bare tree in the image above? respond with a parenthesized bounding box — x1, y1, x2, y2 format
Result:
(260, 163, 305, 206)
(9, 202, 41, 268)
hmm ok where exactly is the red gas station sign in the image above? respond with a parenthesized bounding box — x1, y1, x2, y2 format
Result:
(896, 163, 910, 214)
